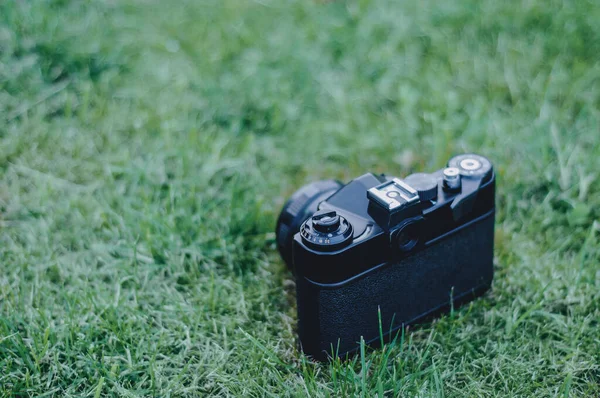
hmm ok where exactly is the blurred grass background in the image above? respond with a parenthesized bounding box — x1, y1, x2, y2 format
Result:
(1, 0, 599, 396)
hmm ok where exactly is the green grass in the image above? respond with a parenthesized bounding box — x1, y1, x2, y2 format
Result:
(1, 0, 599, 396)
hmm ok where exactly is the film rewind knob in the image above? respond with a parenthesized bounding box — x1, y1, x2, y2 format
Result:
(312, 211, 341, 233)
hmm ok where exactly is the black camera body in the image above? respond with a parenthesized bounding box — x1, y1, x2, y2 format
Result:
(276, 154, 496, 360)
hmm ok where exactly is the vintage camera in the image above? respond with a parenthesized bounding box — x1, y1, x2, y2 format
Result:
(276, 154, 495, 360)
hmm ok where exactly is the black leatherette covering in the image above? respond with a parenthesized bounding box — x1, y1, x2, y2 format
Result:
(296, 211, 495, 358)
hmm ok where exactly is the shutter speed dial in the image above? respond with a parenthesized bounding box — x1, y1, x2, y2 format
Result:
(448, 154, 492, 180)
(446, 154, 494, 221)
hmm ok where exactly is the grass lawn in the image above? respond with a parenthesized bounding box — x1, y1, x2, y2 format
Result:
(1, 0, 600, 396)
